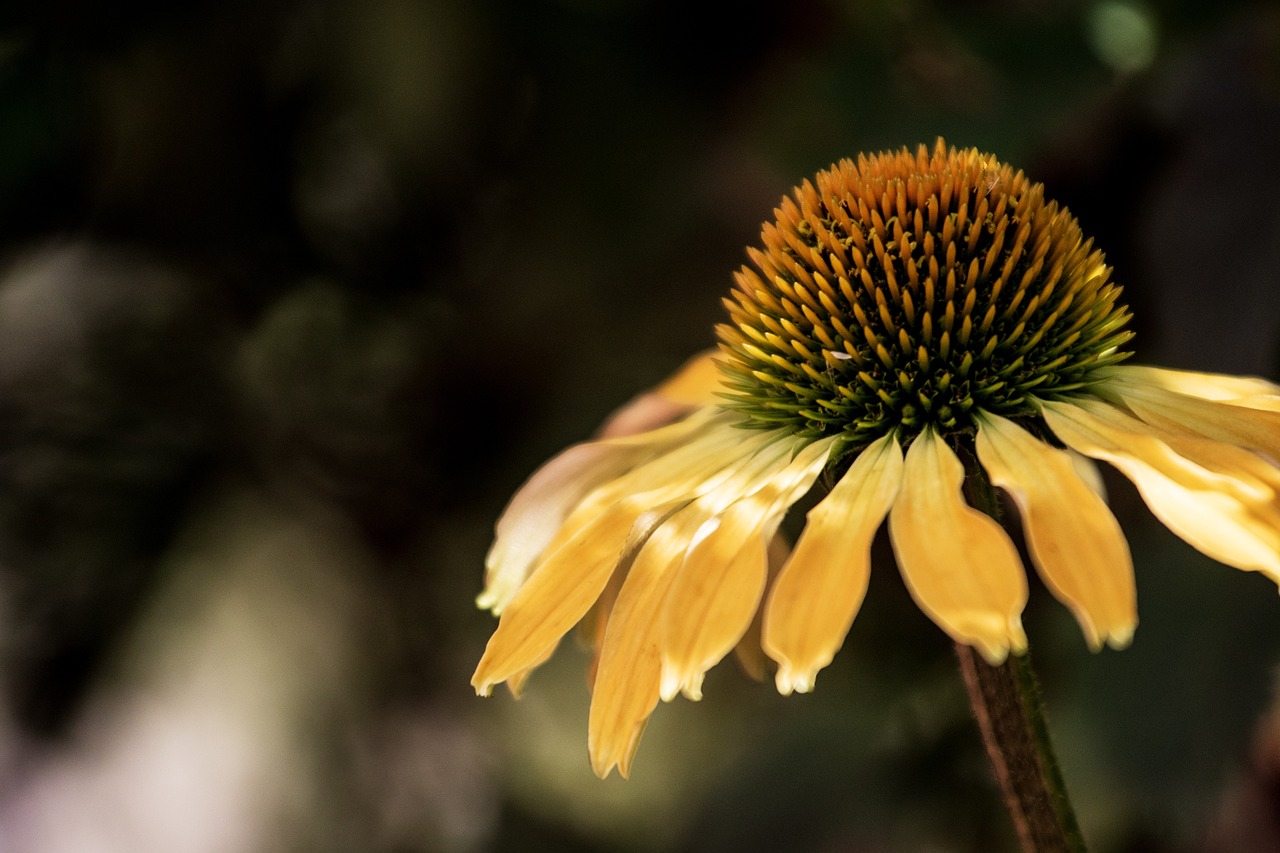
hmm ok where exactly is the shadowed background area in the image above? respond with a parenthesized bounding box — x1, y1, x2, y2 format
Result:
(0, 1, 1279, 851)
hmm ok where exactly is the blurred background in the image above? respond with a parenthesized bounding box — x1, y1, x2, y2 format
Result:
(0, 0, 1278, 850)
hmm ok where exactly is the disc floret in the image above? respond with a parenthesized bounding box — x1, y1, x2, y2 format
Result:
(717, 140, 1134, 446)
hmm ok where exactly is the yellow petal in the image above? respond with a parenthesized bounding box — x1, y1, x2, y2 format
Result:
(1042, 399, 1280, 583)
(473, 499, 676, 697)
(975, 413, 1136, 650)
(761, 433, 903, 694)
(888, 428, 1028, 664)
(1059, 398, 1279, 500)
(586, 433, 799, 778)
(1223, 395, 1280, 413)
(472, 418, 764, 696)
(1106, 365, 1280, 400)
(731, 535, 792, 682)
(1069, 450, 1108, 500)
(505, 640, 559, 698)
(1108, 374, 1280, 467)
(660, 437, 836, 702)
(587, 505, 709, 779)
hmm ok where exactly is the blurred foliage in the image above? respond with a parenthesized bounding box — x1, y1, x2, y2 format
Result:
(0, 0, 1278, 851)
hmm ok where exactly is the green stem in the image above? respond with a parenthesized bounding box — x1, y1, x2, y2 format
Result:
(959, 450, 1087, 853)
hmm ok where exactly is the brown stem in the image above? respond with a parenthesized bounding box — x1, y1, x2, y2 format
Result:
(957, 644, 1086, 853)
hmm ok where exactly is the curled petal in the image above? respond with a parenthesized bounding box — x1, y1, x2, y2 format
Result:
(976, 412, 1136, 650)
(888, 429, 1029, 664)
(587, 505, 710, 779)
(762, 434, 903, 695)
(660, 437, 836, 702)
(506, 640, 559, 698)
(1042, 399, 1280, 583)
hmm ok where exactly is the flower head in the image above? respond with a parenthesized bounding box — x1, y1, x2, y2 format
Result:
(472, 140, 1280, 778)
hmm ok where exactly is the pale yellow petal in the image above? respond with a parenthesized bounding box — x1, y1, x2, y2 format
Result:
(888, 429, 1028, 664)
(761, 433, 903, 695)
(1042, 399, 1280, 583)
(1106, 365, 1280, 400)
(975, 413, 1136, 650)
(659, 437, 836, 702)
(1058, 397, 1279, 499)
(1223, 395, 1280, 413)
(1108, 375, 1280, 467)
(473, 499, 677, 697)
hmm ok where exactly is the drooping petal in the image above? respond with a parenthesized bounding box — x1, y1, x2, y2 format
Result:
(587, 434, 801, 778)
(888, 428, 1029, 664)
(1042, 398, 1280, 583)
(472, 417, 765, 696)
(505, 640, 559, 698)
(587, 504, 711, 779)
(731, 535, 792, 682)
(660, 436, 836, 702)
(975, 412, 1136, 650)
(581, 552, 628, 691)
(761, 433, 903, 695)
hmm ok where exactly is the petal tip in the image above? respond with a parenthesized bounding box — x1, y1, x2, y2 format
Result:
(590, 755, 618, 780)
(659, 664, 705, 702)
(1105, 622, 1136, 650)
(976, 642, 1010, 666)
(474, 588, 501, 613)
(774, 665, 815, 695)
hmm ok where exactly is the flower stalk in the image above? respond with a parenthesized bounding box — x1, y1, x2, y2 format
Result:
(960, 451, 1087, 853)
(957, 645, 1086, 853)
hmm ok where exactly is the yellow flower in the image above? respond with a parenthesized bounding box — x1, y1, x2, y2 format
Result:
(472, 140, 1280, 779)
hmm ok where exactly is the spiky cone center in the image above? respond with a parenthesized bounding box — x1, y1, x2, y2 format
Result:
(717, 141, 1134, 448)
